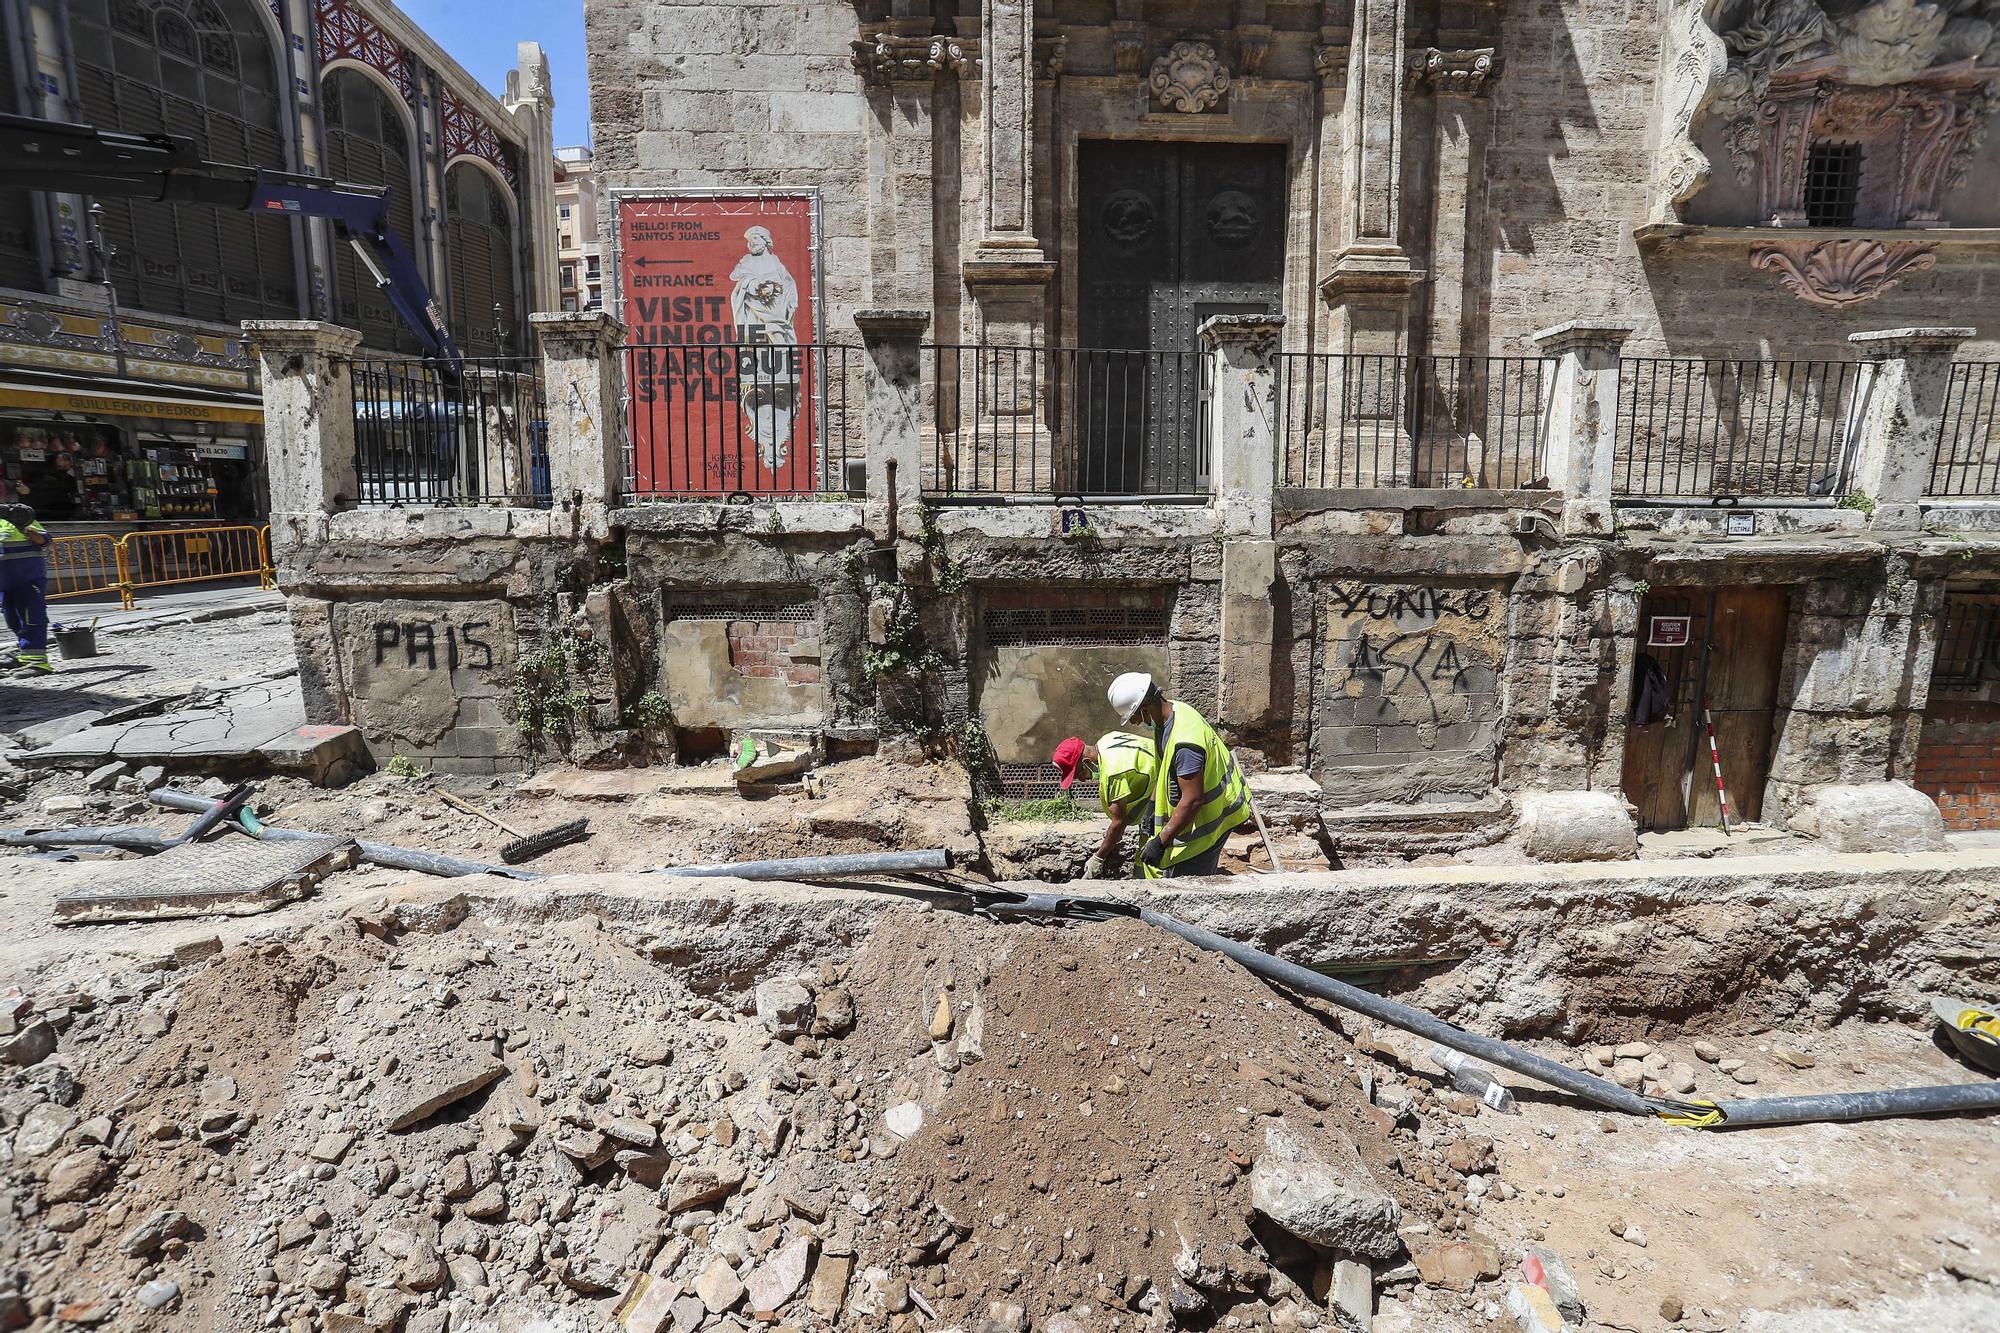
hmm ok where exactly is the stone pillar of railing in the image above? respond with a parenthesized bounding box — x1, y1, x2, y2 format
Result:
(1845, 327, 1975, 529)
(856, 309, 930, 539)
(1531, 318, 1633, 536)
(243, 320, 362, 515)
(532, 311, 628, 511)
(1202, 314, 1284, 539)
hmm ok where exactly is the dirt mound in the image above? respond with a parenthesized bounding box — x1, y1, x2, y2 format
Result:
(1, 896, 1512, 1331)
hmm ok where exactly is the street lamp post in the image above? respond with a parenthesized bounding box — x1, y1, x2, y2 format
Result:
(87, 202, 126, 378)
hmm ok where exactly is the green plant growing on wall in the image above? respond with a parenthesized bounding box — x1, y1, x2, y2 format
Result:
(1060, 517, 1103, 550)
(983, 791, 1084, 823)
(515, 609, 601, 756)
(1840, 490, 1877, 517)
(864, 587, 946, 681)
(622, 690, 674, 731)
(1629, 579, 1651, 601)
(384, 754, 427, 780)
(916, 503, 968, 596)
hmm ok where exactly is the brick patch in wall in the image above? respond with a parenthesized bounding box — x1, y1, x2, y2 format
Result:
(1913, 700, 2000, 830)
(666, 593, 822, 688)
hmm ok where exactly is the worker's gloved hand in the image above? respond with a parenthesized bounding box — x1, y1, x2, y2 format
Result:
(1080, 852, 1109, 880)
(1137, 836, 1165, 869)
(0, 503, 34, 530)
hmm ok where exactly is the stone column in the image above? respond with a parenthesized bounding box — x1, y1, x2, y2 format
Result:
(853, 27, 958, 310)
(966, 0, 1052, 345)
(1320, 0, 1419, 355)
(1531, 319, 1633, 537)
(244, 320, 363, 516)
(506, 42, 561, 316)
(856, 310, 930, 540)
(1203, 314, 1283, 538)
(1844, 327, 1975, 529)
(1412, 49, 1496, 360)
(532, 311, 628, 510)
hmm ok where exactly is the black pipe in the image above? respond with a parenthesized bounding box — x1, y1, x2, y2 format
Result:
(1, 827, 175, 852)
(652, 849, 953, 880)
(1710, 1081, 2000, 1129)
(1138, 908, 1662, 1117)
(148, 789, 542, 881)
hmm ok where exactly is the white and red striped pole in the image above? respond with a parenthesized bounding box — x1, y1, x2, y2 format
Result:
(1702, 695, 1733, 835)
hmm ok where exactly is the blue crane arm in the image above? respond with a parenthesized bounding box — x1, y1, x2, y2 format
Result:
(0, 113, 463, 371)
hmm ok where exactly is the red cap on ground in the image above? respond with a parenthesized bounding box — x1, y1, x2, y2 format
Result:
(1050, 736, 1085, 790)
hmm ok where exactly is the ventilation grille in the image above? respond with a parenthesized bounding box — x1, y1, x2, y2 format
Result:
(983, 604, 1171, 648)
(991, 761, 1104, 806)
(667, 594, 817, 625)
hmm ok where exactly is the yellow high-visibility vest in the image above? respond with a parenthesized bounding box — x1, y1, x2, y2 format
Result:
(1095, 730, 1156, 816)
(1150, 702, 1249, 870)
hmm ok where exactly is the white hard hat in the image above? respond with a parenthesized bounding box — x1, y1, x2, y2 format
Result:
(1108, 671, 1154, 723)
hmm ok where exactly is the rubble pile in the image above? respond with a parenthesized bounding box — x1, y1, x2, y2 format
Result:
(2, 903, 1542, 1331)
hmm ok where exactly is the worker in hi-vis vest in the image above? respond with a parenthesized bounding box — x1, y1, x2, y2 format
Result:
(0, 501, 52, 674)
(1050, 730, 1160, 880)
(1107, 671, 1250, 878)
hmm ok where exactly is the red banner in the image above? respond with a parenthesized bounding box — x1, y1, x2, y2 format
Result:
(618, 195, 820, 496)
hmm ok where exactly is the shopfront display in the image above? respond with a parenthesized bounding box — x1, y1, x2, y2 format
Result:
(2, 417, 262, 525)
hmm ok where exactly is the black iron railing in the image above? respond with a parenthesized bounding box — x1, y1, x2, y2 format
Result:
(924, 344, 1208, 498)
(622, 343, 861, 500)
(1613, 356, 1863, 501)
(1276, 353, 1556, 489)
(1927, 362, 2000, 498)
(352, 356, 548, 507)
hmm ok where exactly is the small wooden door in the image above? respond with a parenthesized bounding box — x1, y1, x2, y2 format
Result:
(1621, 587, 1789, 831)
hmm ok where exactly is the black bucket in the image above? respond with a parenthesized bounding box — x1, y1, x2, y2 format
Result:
(52, 625, 97, 660)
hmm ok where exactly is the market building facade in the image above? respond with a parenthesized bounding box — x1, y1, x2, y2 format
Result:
(0, 0, 557, 535)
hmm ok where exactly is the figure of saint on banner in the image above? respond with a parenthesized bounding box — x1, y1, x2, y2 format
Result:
(729, 226, 803, 471)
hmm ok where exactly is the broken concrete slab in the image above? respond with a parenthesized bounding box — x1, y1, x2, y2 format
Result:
(377, 1057, 506, 1132)
(53, 836, 353, 924)
(18, 679, 366, 786)
(11, 709, 106, 749)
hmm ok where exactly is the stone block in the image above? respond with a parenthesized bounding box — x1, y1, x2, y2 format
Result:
(1517, 790, 1636, 863)
(1785, 782, 1946, 853)
(1248, 1120, 1401, 1258)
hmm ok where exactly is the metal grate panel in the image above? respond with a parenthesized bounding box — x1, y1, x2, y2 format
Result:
(1802, 142, 1862, 228)
(666, 594, 818, 625)
(983, 604, 1171, 648)
(1931, 593, 2000, 695)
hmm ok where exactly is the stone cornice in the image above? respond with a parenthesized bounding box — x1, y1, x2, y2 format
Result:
(851, 32, 970, 84)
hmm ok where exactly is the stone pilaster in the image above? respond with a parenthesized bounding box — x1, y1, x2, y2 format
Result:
(1410, 49, 1496, 363)
(855, 310, 930, 541)
(1320, 0, 1419, 355)
(532, 311, 628, 511)
(853, 26, 962, 310)
(967, 0, 1049, 344)
(1844, 327, 1976, 529)
(244, 320, 363, 517)
(1531, 319, 1634, 537)
(506, 42, 560, 316)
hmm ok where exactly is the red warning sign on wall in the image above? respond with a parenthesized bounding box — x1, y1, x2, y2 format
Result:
(617, 194, 821, 496)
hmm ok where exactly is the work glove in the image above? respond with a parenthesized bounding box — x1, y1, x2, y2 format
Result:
(1137, 835, 1165, 869)
(1080, 852, 1108, 880)
(0, 503, 34, 530)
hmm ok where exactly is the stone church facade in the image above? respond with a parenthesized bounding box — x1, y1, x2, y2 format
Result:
(585, 0, 2000, 362)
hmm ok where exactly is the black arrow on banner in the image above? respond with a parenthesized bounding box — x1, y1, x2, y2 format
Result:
(629, 257, 696, 267)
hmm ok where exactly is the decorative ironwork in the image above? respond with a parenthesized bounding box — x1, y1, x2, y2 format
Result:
(440, 85, 517, 190)
(1149, 40, 1231, 113)
(1749, 236, 1939, 307)
(313, 0, 414, 105)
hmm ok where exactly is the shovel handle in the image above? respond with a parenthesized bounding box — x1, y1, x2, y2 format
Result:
(438, 790, 523, 839)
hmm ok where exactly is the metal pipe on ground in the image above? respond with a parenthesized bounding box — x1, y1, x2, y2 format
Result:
(1700, 1081, 2000, 1129)
(148, 788, 542, 881)
(1, 827, 176, 852)
(651, 849, 953, 880)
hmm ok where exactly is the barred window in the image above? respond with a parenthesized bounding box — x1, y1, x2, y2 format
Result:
(1802, 142, 1863, 228)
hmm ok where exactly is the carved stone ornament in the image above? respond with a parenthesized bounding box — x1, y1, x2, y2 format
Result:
(1032, 35, 1066, 81)
(1150, 40, 1232, 112)
(1405, 47, 1497, 94)
(851, 32, 966, 84)
(1313, 44, 1350, 87)
(1750, 236, 1939, 306)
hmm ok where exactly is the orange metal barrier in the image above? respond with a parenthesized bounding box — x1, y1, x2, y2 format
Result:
(118, 524, 275, 609)
(44, 534, 124, 602)
(43, 525, 274, 609)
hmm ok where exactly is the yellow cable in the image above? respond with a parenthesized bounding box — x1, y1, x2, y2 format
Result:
(1657, 1099, 1726, 1129)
